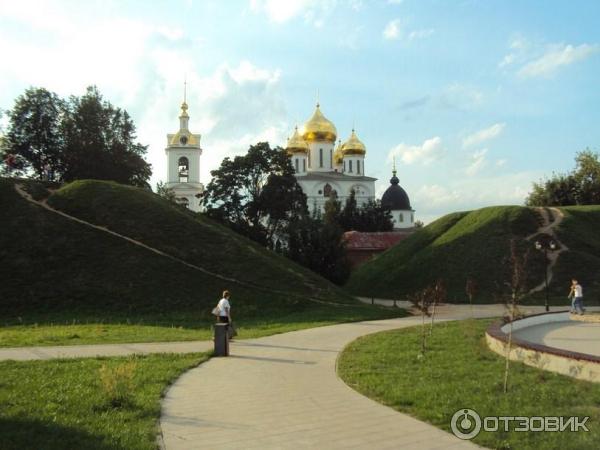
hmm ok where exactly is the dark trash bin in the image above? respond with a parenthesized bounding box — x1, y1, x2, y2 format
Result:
(214, 323, 229, 356)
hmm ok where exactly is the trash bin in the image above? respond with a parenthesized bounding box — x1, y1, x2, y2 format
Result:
(214, 323, 229, 356)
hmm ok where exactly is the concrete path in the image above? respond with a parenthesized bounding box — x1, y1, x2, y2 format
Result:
(0, 340, 213, 362)
(160, 305, 519, 450)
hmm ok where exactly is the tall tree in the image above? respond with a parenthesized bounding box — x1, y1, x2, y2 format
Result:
(202, 142, 307, 246)
(1, 86, 151, 187)
(338, 189, 393, 232)
(61, 86, 151, 187)
(526, 150, 600, 206)
(285, 198, 351, 285)
(1, 88, 65, 179)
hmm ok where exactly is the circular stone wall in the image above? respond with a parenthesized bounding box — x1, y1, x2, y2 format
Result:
(486, 311, 600, 383)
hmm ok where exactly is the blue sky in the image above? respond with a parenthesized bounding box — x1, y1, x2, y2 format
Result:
(1, 0, 599, 222)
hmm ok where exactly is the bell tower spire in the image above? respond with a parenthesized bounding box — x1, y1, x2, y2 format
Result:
(179, 79, 189, 131)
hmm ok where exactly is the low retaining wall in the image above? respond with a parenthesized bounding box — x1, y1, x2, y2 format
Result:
(486, 311, 600, 383)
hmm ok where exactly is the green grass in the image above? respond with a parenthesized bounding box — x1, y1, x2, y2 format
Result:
(0, 305, 406, 347)
(0, 177, 406, 345)
(338, 319, 600, 450)
(0, 352, 209, 450)
(345, 206, 546, 301)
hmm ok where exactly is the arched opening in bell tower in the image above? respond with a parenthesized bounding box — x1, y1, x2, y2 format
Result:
(178, 157, 189, 183)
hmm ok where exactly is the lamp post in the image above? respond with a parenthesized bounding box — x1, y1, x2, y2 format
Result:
(535, 239, 557, 312)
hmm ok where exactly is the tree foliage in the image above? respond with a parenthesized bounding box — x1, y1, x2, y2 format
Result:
(202, 142, 307, 246)
(0, 86, 151, 187)
(526, 150, 600, 206)
(285, 196, 351, 285)
(337, 189, 393, 232)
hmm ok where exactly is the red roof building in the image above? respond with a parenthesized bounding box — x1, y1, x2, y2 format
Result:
(343, 230, 414, 269)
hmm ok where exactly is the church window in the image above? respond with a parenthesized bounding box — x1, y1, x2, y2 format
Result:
(399, 213, 404, 222)
(349, 160, 353, 173)
(411, 213, 414, 222)
(178, 157, 189, 183)
(343, 161, 346, 172)
(357, 160, 361, 174)
(308, 151, 311, 168)
(323, 183, 332, 197)
(319, 148, 323, 167)
(330, 149, 333, 168)
(303, 159, 306, 172)
(295, 158, 299, 173)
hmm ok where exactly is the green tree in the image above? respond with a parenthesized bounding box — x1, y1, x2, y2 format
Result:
(285, 197, 351, 285)
(338, 189, 393, 232)
(526, 150, 600, 206)
(202, 142, 307, 246)
(1, 88, 65, 179)
(1, 86, 151, 187)
(61, 86, 151, 187)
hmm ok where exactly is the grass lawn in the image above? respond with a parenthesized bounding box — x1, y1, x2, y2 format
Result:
(0, 353, 209, 450)
(0, 305, 407, 347)
(338, 319, 600, 450)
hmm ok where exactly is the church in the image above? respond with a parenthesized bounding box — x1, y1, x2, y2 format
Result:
(164, 94, 204, 212)
(162, 96, 416, 229)
(286, 103, 415, 229)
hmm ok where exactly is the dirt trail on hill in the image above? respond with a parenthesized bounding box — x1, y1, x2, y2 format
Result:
(14, 183, 351, 308)
(526, 207, 569, 294)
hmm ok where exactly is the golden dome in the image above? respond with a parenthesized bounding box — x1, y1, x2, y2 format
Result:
(341, 129, 366, 156)
(301, 103, 337, 143)
(286, 126, 309, 155)
(334, 140, 344, 165)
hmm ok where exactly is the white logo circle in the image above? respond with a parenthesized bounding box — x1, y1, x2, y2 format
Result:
(451, 408, 482, 440)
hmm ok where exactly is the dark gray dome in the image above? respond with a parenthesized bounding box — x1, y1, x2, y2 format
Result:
(381, 173, 411, 210)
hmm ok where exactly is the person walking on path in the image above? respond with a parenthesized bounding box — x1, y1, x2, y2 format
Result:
(569, 279, 585, 315)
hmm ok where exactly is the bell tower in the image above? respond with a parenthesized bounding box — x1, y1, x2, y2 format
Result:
(165, 82, 204, 211)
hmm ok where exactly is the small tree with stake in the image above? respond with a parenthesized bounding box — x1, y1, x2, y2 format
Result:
(409, 285, 434, 357)
(429, 280, 446, 336)
(501, 239, 530, 394)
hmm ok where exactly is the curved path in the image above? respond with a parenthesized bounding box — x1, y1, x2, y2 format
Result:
(526, 207, 569, 294)
(161, 305, 547, 450)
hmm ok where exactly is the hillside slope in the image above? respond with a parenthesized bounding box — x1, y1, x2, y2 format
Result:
(345, 206, 554, 302)
(551, 205, 600, 300)
(1, 178, 387, 322)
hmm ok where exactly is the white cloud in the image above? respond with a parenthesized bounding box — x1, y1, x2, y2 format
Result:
(387, 136, 444, 165)
(462, 123, 505, 148)
(413, 170, 543, 222)
(518, 43, 600, 78)
(383, 19, 401, 40)
(496, 159, 507, 167)
(465, 149, 488, 176)
(499, 34, 599, 78)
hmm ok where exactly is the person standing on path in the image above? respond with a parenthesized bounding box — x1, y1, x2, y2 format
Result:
(569, 279, 584, 315)
(216, 290, 232, 324)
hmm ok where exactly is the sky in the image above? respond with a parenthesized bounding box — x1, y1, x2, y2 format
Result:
(1, 0, 599, 223)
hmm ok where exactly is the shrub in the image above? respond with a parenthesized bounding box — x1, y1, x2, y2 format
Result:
(99, 359, 137, 407)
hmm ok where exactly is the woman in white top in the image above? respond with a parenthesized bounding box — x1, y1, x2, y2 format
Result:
(216, 290, 231, 324)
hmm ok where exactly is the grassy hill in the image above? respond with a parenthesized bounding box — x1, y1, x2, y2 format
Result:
(344, 205, 589, 303)
(0, 178, 401, 345)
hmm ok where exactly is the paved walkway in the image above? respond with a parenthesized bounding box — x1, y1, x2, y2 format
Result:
(0, 340, 213, 362)
(160, 304, 533, 450)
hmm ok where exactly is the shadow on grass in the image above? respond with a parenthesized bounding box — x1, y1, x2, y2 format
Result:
(0, 417, 125, 450)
